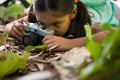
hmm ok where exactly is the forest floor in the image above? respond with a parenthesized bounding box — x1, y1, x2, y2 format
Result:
(0, 18, 90, 80)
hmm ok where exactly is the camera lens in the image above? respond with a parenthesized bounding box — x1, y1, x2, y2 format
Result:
(22, 31, 44, 46)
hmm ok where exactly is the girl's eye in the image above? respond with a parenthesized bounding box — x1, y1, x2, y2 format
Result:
(52, 23, 60, 27)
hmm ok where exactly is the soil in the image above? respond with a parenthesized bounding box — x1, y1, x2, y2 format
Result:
(0, 38, 61, 80)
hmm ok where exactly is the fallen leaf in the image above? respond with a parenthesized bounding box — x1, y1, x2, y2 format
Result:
(0, 44, 9, 51)
(0, 52, 30, 78)
(35, 63, 45, 71)
(60, 47, 91, 68)
(16, 71, 54, 80)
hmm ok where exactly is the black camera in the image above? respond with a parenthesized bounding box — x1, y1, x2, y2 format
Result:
(21, 22, 54, 46)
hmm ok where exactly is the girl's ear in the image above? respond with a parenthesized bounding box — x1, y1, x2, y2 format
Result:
(70, 8, 77, 19)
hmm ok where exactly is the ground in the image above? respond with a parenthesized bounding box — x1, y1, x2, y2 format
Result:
(0, 20, 90, 80)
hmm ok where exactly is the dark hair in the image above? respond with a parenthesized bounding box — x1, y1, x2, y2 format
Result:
(28, 4, 37, 23)
(65, 1, 91, 38)
(31, 0, 91, 38)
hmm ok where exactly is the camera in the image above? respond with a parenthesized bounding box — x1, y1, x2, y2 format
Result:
(21, 22, 54, 46)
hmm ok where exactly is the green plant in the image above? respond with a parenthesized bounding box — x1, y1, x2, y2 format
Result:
(0, 3, 24, 20)
(79, 23, 120, 80)
(25, 44, 47, 52)
(0, 52, 30, 78)
(0, 32, 30, 78)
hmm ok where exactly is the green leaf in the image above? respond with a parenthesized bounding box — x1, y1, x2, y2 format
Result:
(0, 52, 30, 78)
(4, 4, 24, 19)
(79, 23, 120, 80)
(100, 27, 120, 59)
(0, 40, 2, 44)
(35, 44, 47, 50)
(87, 41, 102, 61)
(0, 4, 24, 20)
(26, 0, 31, 3)
(101, 23, 113, 31)
(0, 7, 6, 19)
(3, 32, 9, 40)
(84, 24, 93, 41)
(25, 44, 47, 51)
(0, 33, 6, 45)
(80, 60, 104, 79)
(25, 45, 35, 51)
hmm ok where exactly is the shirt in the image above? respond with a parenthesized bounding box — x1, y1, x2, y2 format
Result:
(80, 0, 119, 27)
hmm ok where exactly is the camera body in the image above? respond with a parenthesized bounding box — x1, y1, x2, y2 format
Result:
(21, 22, 54, 46)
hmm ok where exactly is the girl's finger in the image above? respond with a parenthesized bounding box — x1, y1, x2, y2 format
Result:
(18, 18, 29, 25)
(12, 26, 23, 38)
(42, 36, 54, 42)
(14, 22, 25, 32)
(43, 39, 55, 45)
(47, 42, 58, 50)
(10, 30, 21, 40)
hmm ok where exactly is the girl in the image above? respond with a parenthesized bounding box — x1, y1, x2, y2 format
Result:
(4, 0, 107, 51)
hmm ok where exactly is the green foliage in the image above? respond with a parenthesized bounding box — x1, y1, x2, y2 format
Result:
(87, 41, 102, 61)
(0, 32, 30, 78)
(0, 4, 24, 20)
(26, 0, 31, 3)
(25, 44, 47, 51)
(101, 23, 114, 31)
(84, 24, 93, 41)
(84, 24, 102, 61)
(0, 32, 9, 47)
(0, 52, 30, 78)
(3, 32, 9, 40)
(79, 23, 120, 80)
(0, 7, 6, 19)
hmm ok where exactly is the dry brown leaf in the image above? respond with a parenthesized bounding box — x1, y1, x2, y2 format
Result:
(31, 59, 48, 63)
(16, 71, 54, 80)
(0, 44, 9, 51)
(51, 47, 91, 80)
(46, 54, 61, 63)
(0, 25, 4, 32)
(60, 47, 91, 68)
(35, 63, 45, 71)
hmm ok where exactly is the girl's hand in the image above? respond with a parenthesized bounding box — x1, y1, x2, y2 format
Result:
(42, 36, 76, 51)
(4, 16, 28, 40)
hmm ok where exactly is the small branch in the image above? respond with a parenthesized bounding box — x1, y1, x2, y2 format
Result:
(28, 51, 43, 60)
(0, 25, 4, 33)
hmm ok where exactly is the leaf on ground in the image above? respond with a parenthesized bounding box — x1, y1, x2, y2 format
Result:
(16, 71, 54, 80)
(0, 44, 9, 51)
(60, 47, 91, 68)
(3, 32, 9, 40)
(0, 52, 30, 78)
(25, 44, 47, 51)
(0, 33, 6, 45)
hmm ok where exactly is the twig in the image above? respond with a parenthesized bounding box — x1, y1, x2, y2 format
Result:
(28, 51, 43, 60)
(0, 25, 4, 33)
(31, 59, 48, 63)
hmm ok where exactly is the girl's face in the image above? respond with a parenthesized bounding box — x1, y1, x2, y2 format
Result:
(34, 11, 72, 36)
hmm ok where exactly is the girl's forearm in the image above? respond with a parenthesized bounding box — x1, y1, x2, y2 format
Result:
(71, 31, 108, 47)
